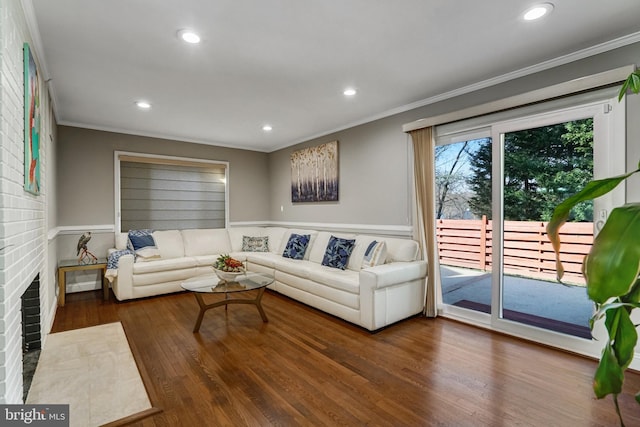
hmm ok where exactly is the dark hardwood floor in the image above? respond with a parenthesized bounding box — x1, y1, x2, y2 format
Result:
(52, 289, 640, 426)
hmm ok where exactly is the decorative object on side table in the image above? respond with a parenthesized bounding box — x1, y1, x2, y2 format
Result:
(214, 254, 245, 283)
(77, 232, 97, 263)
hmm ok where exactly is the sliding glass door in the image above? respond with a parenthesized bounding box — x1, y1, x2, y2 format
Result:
(435, 94, 625, 355)
(494, 115, 594, 339)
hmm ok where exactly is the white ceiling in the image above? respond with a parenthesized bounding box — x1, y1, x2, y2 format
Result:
(28, 0, 640, 152)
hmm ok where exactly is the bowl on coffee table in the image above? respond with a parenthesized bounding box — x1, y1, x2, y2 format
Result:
(214, 268, 245, 283)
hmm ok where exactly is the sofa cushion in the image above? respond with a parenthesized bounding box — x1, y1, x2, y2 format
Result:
(321, 235, 356, 270)
(361, 240, 387, 268)
(264, 227, 288, 254)
(307, 263, 360, 294)
(192, 255, 219, 267)
(275, 258, 311, 279)
(181, 228, 232, 256)
(282, 233, 310, 260)
(152, 230, 185, 259)
(242, 235, 269, 252)
(132, 257, 196, 274)
(246, 252, 280, 269)
(132, 268, 200, 287)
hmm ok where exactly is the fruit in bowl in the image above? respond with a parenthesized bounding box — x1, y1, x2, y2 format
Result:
(215, 254, 244, 272)
(214, 254, 245, 281)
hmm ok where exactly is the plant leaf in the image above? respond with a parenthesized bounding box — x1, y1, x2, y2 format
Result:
(592, 301, 640, 321)
(585, 204, 640, 303)
(546, 170, 640, 281)
(605, 306, 638, 369)
(593, 343, 624, 399)
(621, 278, 640, 304)
(618, 70, 640, 101)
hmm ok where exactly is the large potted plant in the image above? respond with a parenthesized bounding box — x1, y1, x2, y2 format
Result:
(547, 69, 640, 426)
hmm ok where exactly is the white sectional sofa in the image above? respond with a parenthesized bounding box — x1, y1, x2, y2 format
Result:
(108, 227, 427, 331)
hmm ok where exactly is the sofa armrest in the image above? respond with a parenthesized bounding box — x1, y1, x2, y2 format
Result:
(359, 260, 427, 330)
(107, 248, 119, 256)
(359, 261, 427, 291)
(111, 253, 135, 300)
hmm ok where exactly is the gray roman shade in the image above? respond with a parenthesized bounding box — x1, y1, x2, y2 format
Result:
(120, 160, 227, 231)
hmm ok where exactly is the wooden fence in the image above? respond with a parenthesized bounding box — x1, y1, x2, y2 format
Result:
(436, 216, 593, 285)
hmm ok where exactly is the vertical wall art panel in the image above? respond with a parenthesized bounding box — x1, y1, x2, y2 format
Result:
(291, 140, 338, 202)
(24, 43, 40, 195)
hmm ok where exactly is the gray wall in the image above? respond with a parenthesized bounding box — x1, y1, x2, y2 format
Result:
(57, 42, 640, 235)
(57, 126, 270, 227)
(269, 116, 414, 226)
(269, 42, 640, 226)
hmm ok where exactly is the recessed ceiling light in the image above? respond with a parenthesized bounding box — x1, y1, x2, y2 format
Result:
(523, 3, 554, 21)
(177, 29, 201, 44)
(135, 101, 151, 109)
(262, 124, 273, 132)
(343, 88, 357, 96)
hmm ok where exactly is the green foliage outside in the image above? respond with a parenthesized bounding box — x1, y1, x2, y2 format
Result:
(467, 119, 594, 222)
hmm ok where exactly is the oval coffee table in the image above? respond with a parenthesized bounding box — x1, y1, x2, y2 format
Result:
(181, 271, 274, 332)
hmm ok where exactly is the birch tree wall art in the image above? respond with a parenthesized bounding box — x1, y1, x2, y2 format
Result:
(291, 141, 338, 202)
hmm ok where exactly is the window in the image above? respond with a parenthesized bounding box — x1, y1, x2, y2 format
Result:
(115, 152, 228, 232)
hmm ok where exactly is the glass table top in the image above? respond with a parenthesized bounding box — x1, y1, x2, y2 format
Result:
(181, 272, 275, 294)
(59, 258, 107, 268)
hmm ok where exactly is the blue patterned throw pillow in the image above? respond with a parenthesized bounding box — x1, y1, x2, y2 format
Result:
(322, 235, 356, 270)
(127, 229, 155, 251)
(282, 234, 310, 260)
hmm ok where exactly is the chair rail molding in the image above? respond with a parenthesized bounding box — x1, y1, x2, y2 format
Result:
(48, 224, 116, 241)
(230, 221, 414, 238)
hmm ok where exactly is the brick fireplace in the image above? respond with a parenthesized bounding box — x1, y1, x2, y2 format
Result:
(0, 0, 56, 404)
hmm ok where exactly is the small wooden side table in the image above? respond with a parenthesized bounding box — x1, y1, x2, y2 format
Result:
(57, 259, 108, 306)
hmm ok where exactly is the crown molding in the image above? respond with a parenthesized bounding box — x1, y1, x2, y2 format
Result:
(273, 31, 640, 151)
(57, 120, 270, 153)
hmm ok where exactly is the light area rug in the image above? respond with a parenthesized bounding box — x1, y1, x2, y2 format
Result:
(26, 322, 152, 427)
